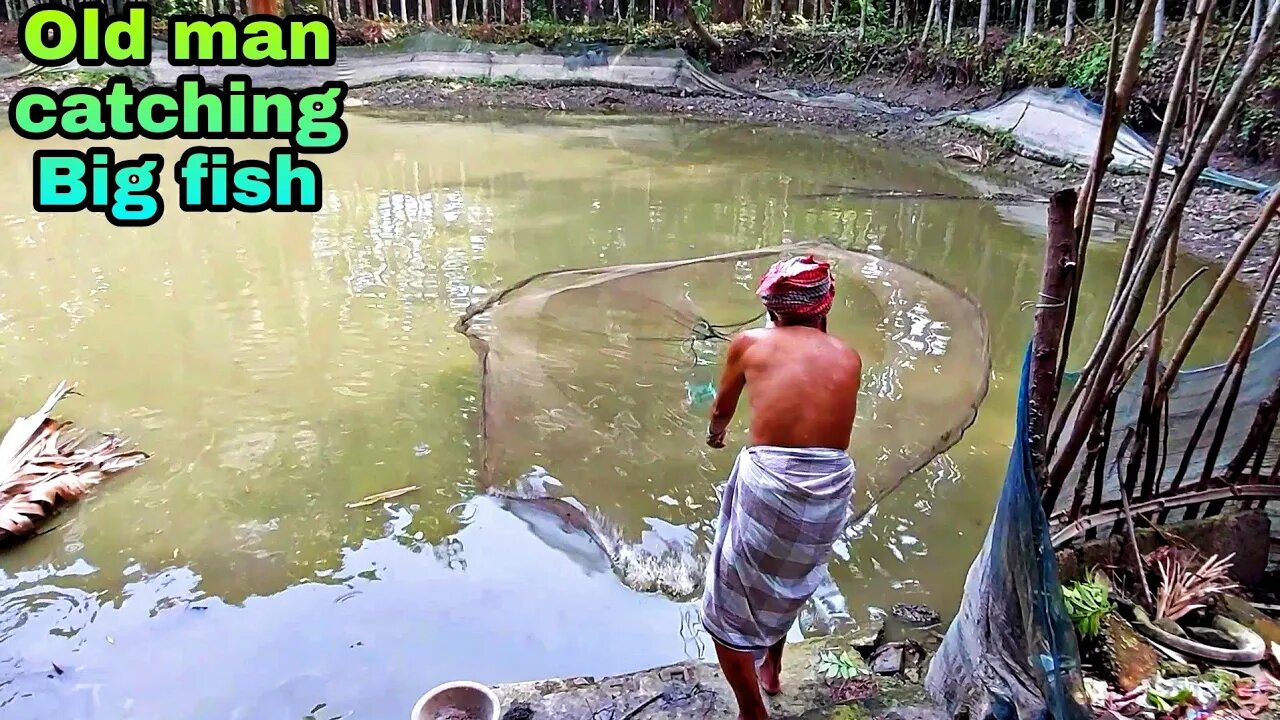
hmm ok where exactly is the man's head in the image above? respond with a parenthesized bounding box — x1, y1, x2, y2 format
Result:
(756, 255, 835, 330)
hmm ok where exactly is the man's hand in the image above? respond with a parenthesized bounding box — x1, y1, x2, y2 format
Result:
(707, 428, 727, 449)
(707, 334, 749, 451)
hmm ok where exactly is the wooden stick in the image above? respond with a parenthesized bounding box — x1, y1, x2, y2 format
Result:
(1108, 0, 1215, 329)
(1158, 188, 1280, 398)
(1187, 240, 1280, 518)
(1051, 484, 1280, 545)
(1048, 0, 1280, 492)
(1115, 427, 1155, 605)
(1192, 5, 1250, 141)
(1034, 190, 1079, 503)
(1051, 8, 1127, 414)
(1226, 378, 1280, 485)
(1117, 267, 1210, 368)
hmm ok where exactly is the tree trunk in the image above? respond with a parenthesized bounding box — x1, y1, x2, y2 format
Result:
(921, 0, 938, 42)
(978, 0, 989, 42)
(1251, 0, 1265, 46)
(451, 0, 458, 23)
(860, 0, 868, 37)
(946, 0, 958, 45)
(1094, 0, 1104, 19)
(771, 0, 780, 23)
(677, 0, 724, 52)
(1154, 0, 1167, 44)
(1024, 0, 1036, 37)
(1066, 0, 1077, 42)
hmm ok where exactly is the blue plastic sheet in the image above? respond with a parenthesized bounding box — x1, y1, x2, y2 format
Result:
(926, 345, 1088, 720)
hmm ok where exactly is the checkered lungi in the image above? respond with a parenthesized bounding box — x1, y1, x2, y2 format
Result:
(700, 445, 855, 656)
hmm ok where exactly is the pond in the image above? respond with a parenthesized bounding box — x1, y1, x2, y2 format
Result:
(0, 111, 1253, 720)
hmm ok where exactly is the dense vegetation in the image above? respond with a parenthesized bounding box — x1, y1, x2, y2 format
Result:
(0, 0, 1275, 160)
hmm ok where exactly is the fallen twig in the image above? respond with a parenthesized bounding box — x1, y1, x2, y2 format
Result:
(346, 485, 421, 508)
(1051, 484, 1280, 545)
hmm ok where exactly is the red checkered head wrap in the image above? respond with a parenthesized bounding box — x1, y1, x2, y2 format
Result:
(756, 255, 835, 321)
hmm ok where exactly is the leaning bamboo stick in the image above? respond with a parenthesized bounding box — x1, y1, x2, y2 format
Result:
(1054, 0, 1201, 445)
(1118, 267, 1210, 367)
(1160, 239, 1280, 521)
(1158, 188, 1280, 398)
(1187, 241, 1280, 517)
(1047, 0, 1280, 492)
(1192, 5, 1251, 141)
(1112, 0, 1215, 321)
(1051, 484, 1280, 545)
(1137, 226, 1182, 502)
(1051, 8, 1127, 412)
(1226, 378, 1280, 485)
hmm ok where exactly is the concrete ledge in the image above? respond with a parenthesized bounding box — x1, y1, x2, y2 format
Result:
(492, 635, 943, 720)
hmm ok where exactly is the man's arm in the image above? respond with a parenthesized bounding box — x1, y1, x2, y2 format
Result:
(707, 334, 750, 448)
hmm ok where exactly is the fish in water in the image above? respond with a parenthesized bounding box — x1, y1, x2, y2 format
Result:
(485, 482, 704, 598)
(486, 472, 853, 610)
(488, 489, 614, 560)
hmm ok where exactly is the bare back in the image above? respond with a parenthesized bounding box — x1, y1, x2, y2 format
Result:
(707, 326, 862, 451)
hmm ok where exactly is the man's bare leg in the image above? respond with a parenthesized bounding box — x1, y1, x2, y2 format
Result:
(759, 639, 784, 695)
(713, 640, 769, 720)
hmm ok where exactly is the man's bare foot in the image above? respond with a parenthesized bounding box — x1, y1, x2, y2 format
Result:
(759, 655, 781, 696)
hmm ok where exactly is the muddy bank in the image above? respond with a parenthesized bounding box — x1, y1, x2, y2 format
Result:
(350, 74, 1279, 321)
(492, 631, 943, 720)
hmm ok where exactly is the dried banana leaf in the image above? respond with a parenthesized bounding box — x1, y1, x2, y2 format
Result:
(0, 384, 147, 547)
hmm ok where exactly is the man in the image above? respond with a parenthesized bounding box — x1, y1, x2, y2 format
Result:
(700, 255, 862, 720)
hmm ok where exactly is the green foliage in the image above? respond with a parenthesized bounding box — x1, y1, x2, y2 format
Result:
(1061, 577, 1114, 638)
(1199, 669, 1241, 701)
(817, 650, 867, 681)
(953, 119, 1016, 151)
(1146, 685, 1196, 713)
(152, 0, 206, 17)
(983, 33, 1066, 86)
(1066, 39, 1111, 91)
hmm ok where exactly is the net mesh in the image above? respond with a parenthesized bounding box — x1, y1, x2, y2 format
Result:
(457, 241, 992, 535)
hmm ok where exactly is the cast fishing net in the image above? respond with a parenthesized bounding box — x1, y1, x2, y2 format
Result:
(456, 241, 991, 526)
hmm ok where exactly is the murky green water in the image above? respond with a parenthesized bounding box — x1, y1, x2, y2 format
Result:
(0, 111, 1252, 720)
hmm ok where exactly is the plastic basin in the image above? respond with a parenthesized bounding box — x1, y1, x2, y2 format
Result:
(411, 681, 501, 720)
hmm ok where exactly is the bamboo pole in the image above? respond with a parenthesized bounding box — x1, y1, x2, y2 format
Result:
(1047, 0, 1280, 491)
(1109, 0, 1216, 323)
(1158, 190, 1280, 398)
(1161, 239, 1280, 520)
(1051, 484, 1280, 545)
(1192, 3, 1251, 139)
(1120, 3, 1217, 509)
(1185, 241, 1280, 518)
(1225, 378, 1280, 485)
(1048, 5, 1145, 449)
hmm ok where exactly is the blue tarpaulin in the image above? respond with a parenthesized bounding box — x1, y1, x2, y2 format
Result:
(926, 345, 1089, 720)
(947, 87, 1270, 195)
